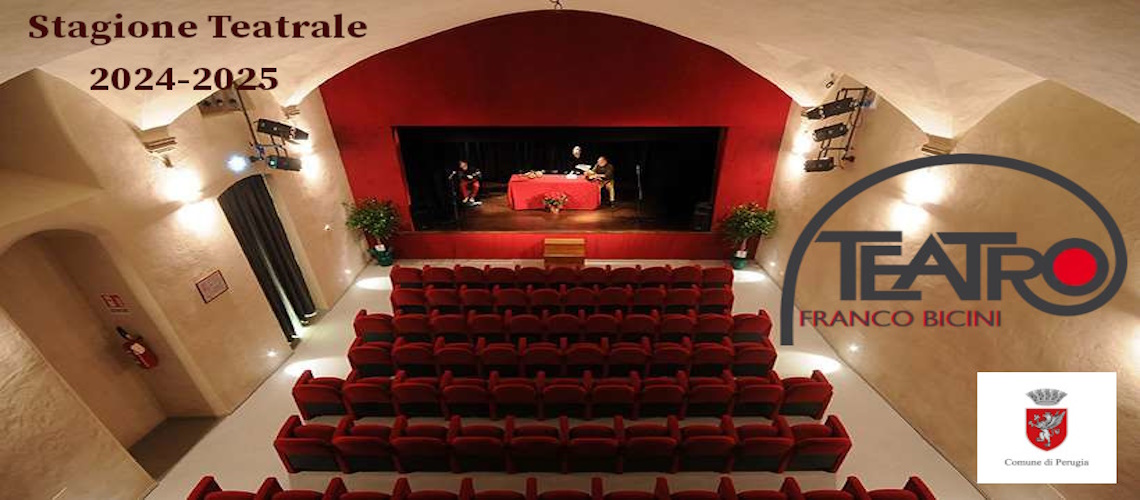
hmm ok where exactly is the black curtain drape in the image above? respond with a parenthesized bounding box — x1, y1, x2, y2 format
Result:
(218, 175, 316, 341)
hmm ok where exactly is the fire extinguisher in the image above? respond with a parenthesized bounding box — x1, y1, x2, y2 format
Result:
(117, 326, 159, 369)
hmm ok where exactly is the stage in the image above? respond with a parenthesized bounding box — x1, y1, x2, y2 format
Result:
(438, 183, 696, 232)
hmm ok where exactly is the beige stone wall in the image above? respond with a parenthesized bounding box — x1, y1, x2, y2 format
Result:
(0, 69, 366, 499)
(759, 79, 1138, 499)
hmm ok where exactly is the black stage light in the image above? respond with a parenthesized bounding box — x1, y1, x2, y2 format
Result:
(266, 155, 303, 172)
(256, 118, 309, 142)
(804, 157, 836, 172)
(804, 97, 859, 119)
(812, 123, 849, 142)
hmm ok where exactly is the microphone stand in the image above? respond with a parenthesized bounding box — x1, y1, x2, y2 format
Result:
(635, 164, 644, 229)
(447, 170, 461, 230)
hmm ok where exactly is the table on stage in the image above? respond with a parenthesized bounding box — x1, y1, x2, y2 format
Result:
(506, 174, 601, 210)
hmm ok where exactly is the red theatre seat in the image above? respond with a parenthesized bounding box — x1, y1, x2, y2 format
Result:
(606, 338, 650, 376)
(656, 476, 733, 500)
(866, 477, 937, 500)
(455, 265, 488, 289)
(734, 416, 795, 472)
(638, 372, 687, 418)
(470, 312, 507, 344)
(423, 265, 456, 289)
(631, 286, 667, 315)
(690, 338, 734, 376)
(494, 287, 530, 315)
(448, 416, 508, 472)
(441, 371, 492, 417)
(529, 287, 563, 315)
(186, 476, 256, 500)
(516, 266, 549, 289)
(547, 267, 580, 289)
(347, 338, 394, 378)
(780, 370, 834, 419)
(507, 312, 545, 344)
(621, 416, 680, 473)
(486, 267, 519, 289)
(565, 339, 606, 377)
(608, 266, 641, 288)
(591, 373, 640, 418)
(491, 372, 541, 418)
(787, 415, 853, 472)
(507, 417, 564, 473)
(529, 478, 592, 500)
(701, 267, 734, 288)
(649, 338, 692, 377)
(732, 338, 778, 377)
(542, 373, 591, 419)
(618, 311, 658, 343)
(699, 287, 734, 315)
(393, 313, 432, 343)
(393, 478, 459, 500)
(695, 313, 733, 344)
(460, 478, 527, 500)
(677, 416, 737, 472)
(720, 477, 804, 500)
(731, 311, 773, 342)
(579, 266, 610, 288)
(431, 313, 470, 344)
(257, 477, 324, 500)
(392, 339, 436, 377)
(354, 309, 395, 343)
(665, 287, 700, 314)
(684, 369, 737, 417)
(734, 372, 784, 418)
(391, 289, 429, 315)
(342, 370, 395, 418)
(479, 339, 521, 376)
(521, 339, 563, 377)
(671, 265, 702, 288)
(391, 418, 451, 472)
(659, 313, 696, 343)
(274, 415, 339, 473)
(563, 286, 598, 315)
(391, 371, 443, 417)
(598, 286, 633, 314)
(292, 369, 346, 419)
(324, 478, 391, 500)
(436, 338, 478, 376)
(564, 416, 622, 473)
(584, 313, 620, 344)
(390, 265, 423, 289)
(332, 416, 397, 472)
(427, 288, 463, 314)
(461, 287, 495, 314)
(639, 266, 672, 288)
(546, 312, 584, 344)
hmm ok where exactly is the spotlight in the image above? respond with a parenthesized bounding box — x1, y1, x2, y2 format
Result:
(266, 155, 303, 172)
(803, 97, 860, 119)
(226, 154, 250, 173)
(812, 123, 849, 142)
(804, 157, 836, 172)
(256, 119, 309, 142)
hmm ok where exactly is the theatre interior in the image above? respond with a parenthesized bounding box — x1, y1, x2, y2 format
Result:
(2, 2, 1138, 500)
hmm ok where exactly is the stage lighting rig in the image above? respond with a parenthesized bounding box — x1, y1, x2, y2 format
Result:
(803, 97, 861, 120)
(256, 119, 309, 142)
(812, 123, 849, 142)
(230, 86, 308, 173)
(802, 87, 871, 173)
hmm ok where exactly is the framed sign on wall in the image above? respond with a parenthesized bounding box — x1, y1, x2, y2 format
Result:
(196, 270, 229, 303)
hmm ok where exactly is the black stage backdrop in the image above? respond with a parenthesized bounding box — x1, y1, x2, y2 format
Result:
(397, 127, 722, 230)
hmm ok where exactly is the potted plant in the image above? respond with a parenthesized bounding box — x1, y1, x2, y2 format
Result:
(543, 192, 569, 214)
(719, 203, 777, 270)
(345, 198, 401, 266)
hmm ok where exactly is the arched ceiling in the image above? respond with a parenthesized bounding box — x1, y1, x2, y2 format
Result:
(4, 0, 1138, 137)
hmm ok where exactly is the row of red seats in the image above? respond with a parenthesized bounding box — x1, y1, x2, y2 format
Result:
(349, 337, 776, 379)
(391, 286, 735, 317)
(274, 414, 851, 474)
(390, 264, 735, 290)
(354, 310, 772, 346)
(190, 475, 936, 500)
(292, 369, 832, 421)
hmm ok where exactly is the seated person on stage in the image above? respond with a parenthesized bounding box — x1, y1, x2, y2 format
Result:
(586, 156, 616, 207)
(453, 160, 483, 207)
(563, 145, 592, 174)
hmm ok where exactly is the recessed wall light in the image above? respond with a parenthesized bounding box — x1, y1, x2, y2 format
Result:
(227, 154, 250, 173)
(267, 349, 278, 358)
(848, 344, 860, 352)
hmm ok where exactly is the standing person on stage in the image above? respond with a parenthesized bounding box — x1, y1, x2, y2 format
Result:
(453, 160, 483, 207)
(565, 145, 590, 174)
(588, 156, 616, 207)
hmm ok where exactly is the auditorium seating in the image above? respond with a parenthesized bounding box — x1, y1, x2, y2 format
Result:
(395, 286, 736, 317)
(390, 264, 737, 291)
(272, 414, 850, 474)
(349, 337, 777, 380)
(294, 368, 831, 421)
(190, 476, 937, 500)
(292, 370, 348, 420)
(353, 309, 768, 347)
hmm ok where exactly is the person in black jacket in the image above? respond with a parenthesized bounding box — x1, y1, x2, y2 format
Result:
(453, 160, 482, 206)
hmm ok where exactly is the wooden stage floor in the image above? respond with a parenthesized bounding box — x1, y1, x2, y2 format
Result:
(453, 191, 693, 232)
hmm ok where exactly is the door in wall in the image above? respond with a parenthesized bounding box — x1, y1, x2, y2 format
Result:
(218, 175, 315, 341)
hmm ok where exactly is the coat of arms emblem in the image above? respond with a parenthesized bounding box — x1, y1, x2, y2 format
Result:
(1026, 388, 1067, 451)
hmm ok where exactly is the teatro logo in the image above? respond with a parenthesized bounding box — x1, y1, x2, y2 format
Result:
(779, 154, 1127, 345)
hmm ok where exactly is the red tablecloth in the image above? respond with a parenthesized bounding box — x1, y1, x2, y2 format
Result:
(507, 174, 601, 210)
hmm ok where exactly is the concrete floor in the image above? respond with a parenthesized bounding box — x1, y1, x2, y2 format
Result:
(143, 260, 984, 499)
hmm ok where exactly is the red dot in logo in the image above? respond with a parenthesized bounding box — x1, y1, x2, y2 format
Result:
(1052, 248, 1097, 286)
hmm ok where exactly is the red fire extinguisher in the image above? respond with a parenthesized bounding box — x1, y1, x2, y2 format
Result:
(117, 327, 159, 369)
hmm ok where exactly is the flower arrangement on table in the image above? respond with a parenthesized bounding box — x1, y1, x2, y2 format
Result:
(543, 192, 570, 213)
(523, 170, 545, 179)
